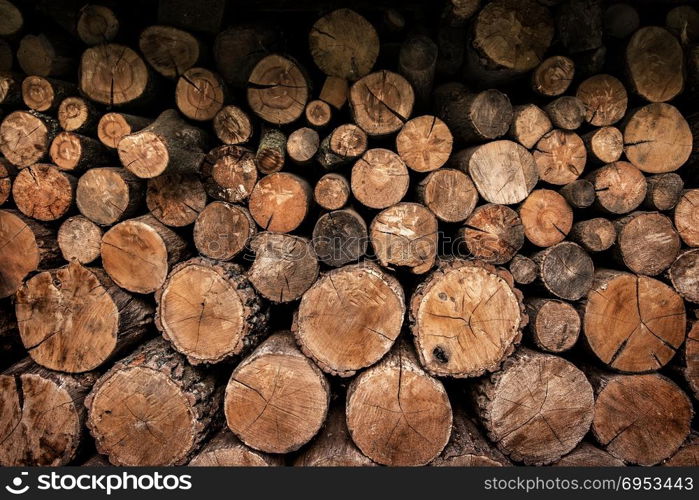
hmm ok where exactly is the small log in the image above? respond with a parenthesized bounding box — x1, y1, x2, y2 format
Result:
(525, 298, 580, 353)
(193, 201, 255, 261)
(508, 104, 552, 149)
(293, 261, 404, 376)
(49, 132, 109, 172)
(319, 76, 348, 110)
(675, 189, 699, 247)
(570, 217, 616, 252)
(664, 434, 699, 467)
(626, 26, 684, 103)
(248, 172, 312, 233)
(256, 128, 286, 174)
(76, 4, 119, 45)
(139, 25, 202, 79)
(417, 168, 478, 223)
(669, 250, 699, 304)
(213, 105, 253, 145)
(97, 112, 151, 150)
(213, 24, 279, 88)
(175, 67, 225, 121)
(247, 232, 319, 303)
(643, 173, 684, 211)
(146, 173, 207, 227)
(438, 87, 513, 144)
(531, 55, 575, 97)
(305, 100, 332, 128)
(508, 254, 538, 285)
(544, 96, 586, 131)
(316, 123, 368, 169)
(588, 161, 647, 214)
(76, 167, 144, 226)
(556, 0, 603, 54)
(614, 211, 680, 275)
(604, 3, 639, 39)
(582, 270, 686, 372)
(396, 115, 453, 172)
(552, 443, 625, 467)
(57, 215, 102, 265)
(519, 189, 573, 247)
(101, 214, 189, 294)
(86, 338, 220, 466)
(17, 33, 74, 77)
(312, 208, 367, 268)
(190, 430, 283, 466)
(314, 173, 350, 210)
(0, 359, 96, 466)
(0, 110, 58, 167)
(459, 204, 523, 265)
(12, 164, 75, 222)
(0, 158, 15, 206)
(58, 96, 99, 134)
(533, 129, 586, 185)
(582, 126, 623, 164)
(346, 341, 452, 466)
(576, 74, 627, 126)
(590, 372, 692, 465)
(666, 5, 699, 44)
(410, 259, 525, 378)
(349, 70, 414, 136)
(559, 179, 595, 209)
(351, 148, 409, 209)
(21, 76, 76, 113)
(247, 54, 308, 125)
(398, 35, 438, 108)
(201, 145, 258, 203)
(0, 0, 22, 37)
(0, 72, 22, 109)
(225, 331, 330, 454)
(532, 241, 594, 300)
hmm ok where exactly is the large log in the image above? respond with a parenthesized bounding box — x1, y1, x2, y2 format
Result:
(139, 25, 203, 79)
(348, 70, 414, 136)
(247, 54, 308, 125)
(395, 115, 452, 172)
(312, 209, 368, 267)
(626, 26, 684, 103)
(12, 164, 76, 222)
(519, 189, 573, 248)
(0, 110, 58, 167)
(459, 203, 524, 265)
(533, 129, 586, 185)
(417, 168, 478, 223)
(531, 242, 594, 300)
(351, 148, 409, 209)
(588, 161, 647, 214)
(248, 172, 312, 233)
(613, 211, 680, 276)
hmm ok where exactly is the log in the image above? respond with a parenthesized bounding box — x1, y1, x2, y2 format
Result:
(139, 25, 202, 79)
(193, 201, 255, 261)
(314, 173, 350, 210)
(398, 35, 437, 108)
(679, 320, 699, 400)
(247, 232, 319, 303)
(287, 127, 319, 165)
(224, 331, 330, 454)
(508, 254, 538, 285)
(417, 168, 478, 223)
(614, 211, 680, 275)
(57, 215, 102, 265)
(190, 430, 283, 466)
(533, 130, 586, 185)
(0, 0, 22, 38)
(552, 443, 625, 467)
(12, 164, 75, 222)
(309, 8, 379, 81)
(604, 3, 639, 39)
(247, 54, 308, 125)
(556, 0, 603, 54)
(293, 261, 404, 376)
(473, 348, 594, 465)
(582, 126, 623, 164)
(395, 115, 452, 172)
(76, 4, 119, 45)
(525, 298, 580, 353)
(570, 217, 616, 252)
(58, 96, 99, 134)
(312, 209, 367, 267)
(157, 0, 224, 34)
(455, 140, 538, 205)
(409, 258, 525, 378)
(351, 148, 409, 209)
(146, 173, 206, 227)
(0, 158, 14, 206)
(0, 72, 21, 109)
(155, 257, 268, 365)
(582, 270, 686, 372)
(544, 97, 586, 131)
(437, 87, 512, 144)
(345, 341, 452, 466)
(370, 202, 438, 274)
(666, 5, 699, 44)
(0, 359, 96, 466)
(16, 262, 153, 373)
(670, 250, 699, 304)
(201, 145, 258, 203)
(664, 434, 699, 467)
(17, 33, 74, 77)
(531, 56, 575, 97)
(316, 123, 368, 169)
(643, 173, 684, 211)
(213, 105, 253, 145)
(256, 128, 286, 174)
(626, 26, 684, 103)
(305, 100, 332, 128)
(21, 76, 76, 113)
(86, 338, 220, 466)
(213, 24, 279, 88)
(559, 179, 595, 209)
(101, 214, 189, 294)
(0, 210, 60, 299)
(118, 109, 209, 179)
(0, 110, 58, 167)
(623, 103, 692, 173)
(76, 167, 144, 226)
(590, 372, 692, 465)
(97, 112, 151, 150)
(532, 241, 594, 300)
(508, 104, 552, 149)
(588, 161, 647, 214)
(576, 74, 627, 126)
(459, 203, 524, 265)
(675, 189, 699, 247)
(49, 132, 109, 172)
(248, 172, 312, 233)
(175, 67, 225, 122)
(519, 189, 573, 247)
(319, 76, 348, 110)
(348, 70, 414, 136)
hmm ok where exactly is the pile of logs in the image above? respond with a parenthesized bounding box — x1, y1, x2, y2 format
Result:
(1, 0, 699, 467)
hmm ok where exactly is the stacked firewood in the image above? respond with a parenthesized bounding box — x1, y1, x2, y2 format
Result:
(1, 0, 698, 468)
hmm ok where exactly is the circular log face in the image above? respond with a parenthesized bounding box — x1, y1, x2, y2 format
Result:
(97, 113, 135, 149)
(576, 74, 628, 126)
(77, 5, 119, 45)
(89, 367, 196, 466)
(294, 263, 404, 376)
(49, 132, 84, 171)
(684, 322, 699, 401)
(351, 148, 409, 209)
(675, 189, 699, 247)
(214, 105, 253, 145)
(461, 204, 524, 265)
(0, 374, 82, 466)
(586, 126, 623, 164)
(13, 164, 73, 221)
(410, 260, 522, 377)
(147, 173, 206, 227)
(419, 169, 478, 223)
(616, 212, 680, 275)
(248, 172, 311, 233)
(395, 115, 453, 172)
(22, 75, 54, 112)
(664, 436, 699, 467)
(531, 56, 574, 96)
(592, 374, 692, 465)
(0, 110, 49, 167)
(519, 189, 573, 247)
(139, 25, 200, 79)
(58, 97, 90, 132)
(533, 130, 586, 185)
(349, 70, 414, 136)
(330, 123, 367, 158)
(117, 131, 169, 179)
(529, 300, 580, 353)
(0, 0, 22, 37)
(0, 210, 40, 299)
(176, 68, 224, 121)
(584, 273, 686, 372)
(77, 168, 132, 226)
(314, 174, 349, 210)
(193, 202, 253, 261)
(247, 55, 308, 125)
(591, 161, 647, 214)
(626, 27, 684, 103)
(309, 8, 379, 80)
(15, 264, 118, 373)
(101, 219, 169, 293)
(537, 242, 594, 300)
(58, 216, 102, 264)
(202, 145, 258, 203)
(670, 250, 699, 303)
(79, 44, 149, 106)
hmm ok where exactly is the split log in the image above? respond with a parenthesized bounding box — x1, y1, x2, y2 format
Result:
(531, 56, 575, 97)
(533, 130, 586, 185)
(97, 112, 151, 150)
(590, 372, 692, 465)
(49, 132, 109, 172)
(213, 105, 253, 145)
(101, 215, 189, 294)
(675, 189, 699, 247)
(17, 33, 74, 77)
(664, 434, 699, 467)
(157, 0, 224, 34)
(0, 210, 60, 299)
(575, 74, 627, 126)
(76, 167, 144, 226)
(626, 26, 684, 103)
(508, 104, 552, 149)
(309, 8, 379, 81)
(175, 68, 225, 122)
(287, 127, 319, 165)
(57, 215, 102, 264)
(0, 110, 58, 167)
(346, 341, 452, 466)
(312, 209, 368, 267)
(437, 87, 512, 144)
(319, 76, 348, 110)
(12, 164, 75, 222)
(582, 270, 686, 372)
(248, 172, 312, 233)
(76, 5, 119, 45)
(532, 241, 594, 300)
(556, 0, 603, 54)
(201, 145, 258, 203)
(213, 24, 279, 88)
(314, 173, 350, 210)
(139, 25, 202, 79)
(351, 148, 409, 209)
(570, 217, 616, 252)
(293, 262, 404, 376)
(0, 359, 96, 466)
(256, 128, 286, 174)
(21, 76, 75, 113)
(316, 124, 368, 169)
(146, 173, 206, 227)
(410, 259, 525, 378)
(0, 158, 14, 206)
(670, 250, 699, 304)
(525, 298, 580, 353)
(552, 443, 626, 467)
(508, 254, 538, 285)
(58, 96, 99, 134)
(559, 179, 595, 209)
(582, 126, 623, 164)
(396, 115, 452, 172)
(614, 211, 680, 275)
(604, 3, 639, 39)
(86, 338, 220, 466)
(473, 348, 594, 465)
(193, 201, 255, 261)
(643, 173, 684, 211)
(588, 161, 647, 214)
(459, 204, 523, 265)
(519, 189, 573, 247)
(398, 35, 438, 108)
(15, 262, 153, 373)
(544, 96, 586, 131)
(224, 332, 330, 454)
(305, 100, 332, 128)
(155, 257, 267, 365)
(190, 430, 282, 466)
(247, 54, 308, 125)
(417, 168, 478, 223)
(348, 70, 414, 136)
(247, 232, 319, 303)
(0, 0, 22, 38)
